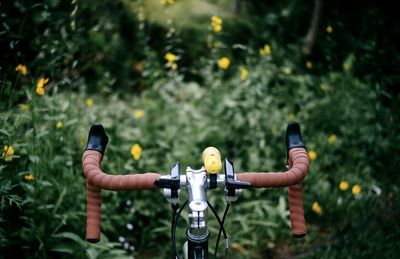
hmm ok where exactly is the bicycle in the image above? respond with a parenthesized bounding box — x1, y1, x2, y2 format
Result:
(82, 122, 310, 258)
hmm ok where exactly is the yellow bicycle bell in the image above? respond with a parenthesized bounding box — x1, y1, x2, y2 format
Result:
(202, 147, 222, 174)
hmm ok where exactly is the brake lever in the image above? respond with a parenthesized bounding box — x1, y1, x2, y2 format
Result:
(154, 163, 180, 190)
(155, 163, 181, 207)
(224, 159, 252, 201)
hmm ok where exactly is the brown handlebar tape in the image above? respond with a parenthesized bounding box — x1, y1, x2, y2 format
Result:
(288, 183, 306, 238)
(82, 147, 309, 242)
(237, 148, 310, 237)
(236, 148, 310, 187)
(83, 151, 161, 190)
(86, 182, 101, 243)
(82, 150, 161, 242)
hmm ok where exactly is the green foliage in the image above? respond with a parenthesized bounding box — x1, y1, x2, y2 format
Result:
(1, 0, 399, 258)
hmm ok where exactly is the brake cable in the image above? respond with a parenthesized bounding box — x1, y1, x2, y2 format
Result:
(172, 200, 188, 259)
(214, 203, 230, 258)
(207, 201, 229, 258)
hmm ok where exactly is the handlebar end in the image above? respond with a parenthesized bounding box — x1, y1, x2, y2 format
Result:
(293, 233, 306, 239)
(87, 238, 100, 243)
(286, 122, 305, 152)
(85, 124, 109, 155)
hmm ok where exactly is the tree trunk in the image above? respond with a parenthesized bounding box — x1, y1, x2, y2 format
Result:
(303, 0, 322, 56)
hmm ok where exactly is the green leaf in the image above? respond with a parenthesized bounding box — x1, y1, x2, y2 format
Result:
(86, 248, 98, 259)
(51, 244, 75, 254)
(53, 187, 67, 214)
(0, 129, 10, 137)
(53, 232, 87, 249)
(29, 155, 40, 163)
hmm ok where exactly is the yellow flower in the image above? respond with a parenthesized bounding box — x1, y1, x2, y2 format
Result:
(211, 16, 223, 26)
(352, 184, 361, 195)
(134, 109, 144, 119)
(164, 52, 178, 69)
(282, 67, 292, 75)
(240, 67, 248, 81)
(259, 44, 271, 55)
(19, 103, 29, 111)
(36, 77, 49, 96)
(56, 121, 63, 129)
(36, 77, 49, 89)
(328, 134, 337, 144)
(24, 174, 35, 181)
(308, 150, 317, 160)
(36, 87, 45, 96)
(211, 16, 223, 32)
(85, 98, 94, 107)
(306, 61, 313, 69)
(3, 145, 14, 162)
(15, 64, 27, 75)
(164, 52, 177, 64)
(326, 25, 333, 33)
(213, 24, 222, 32)
(339, 181, 349, 191)
(217, 57, 230, 70)
(312, 201, 322, 214)
(130, 144, 142, 160)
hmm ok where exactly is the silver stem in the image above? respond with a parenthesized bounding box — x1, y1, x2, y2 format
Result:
(186, 167, 208, 239)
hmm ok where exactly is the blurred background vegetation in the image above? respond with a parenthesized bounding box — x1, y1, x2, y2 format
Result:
(1, 0, 399, 258)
